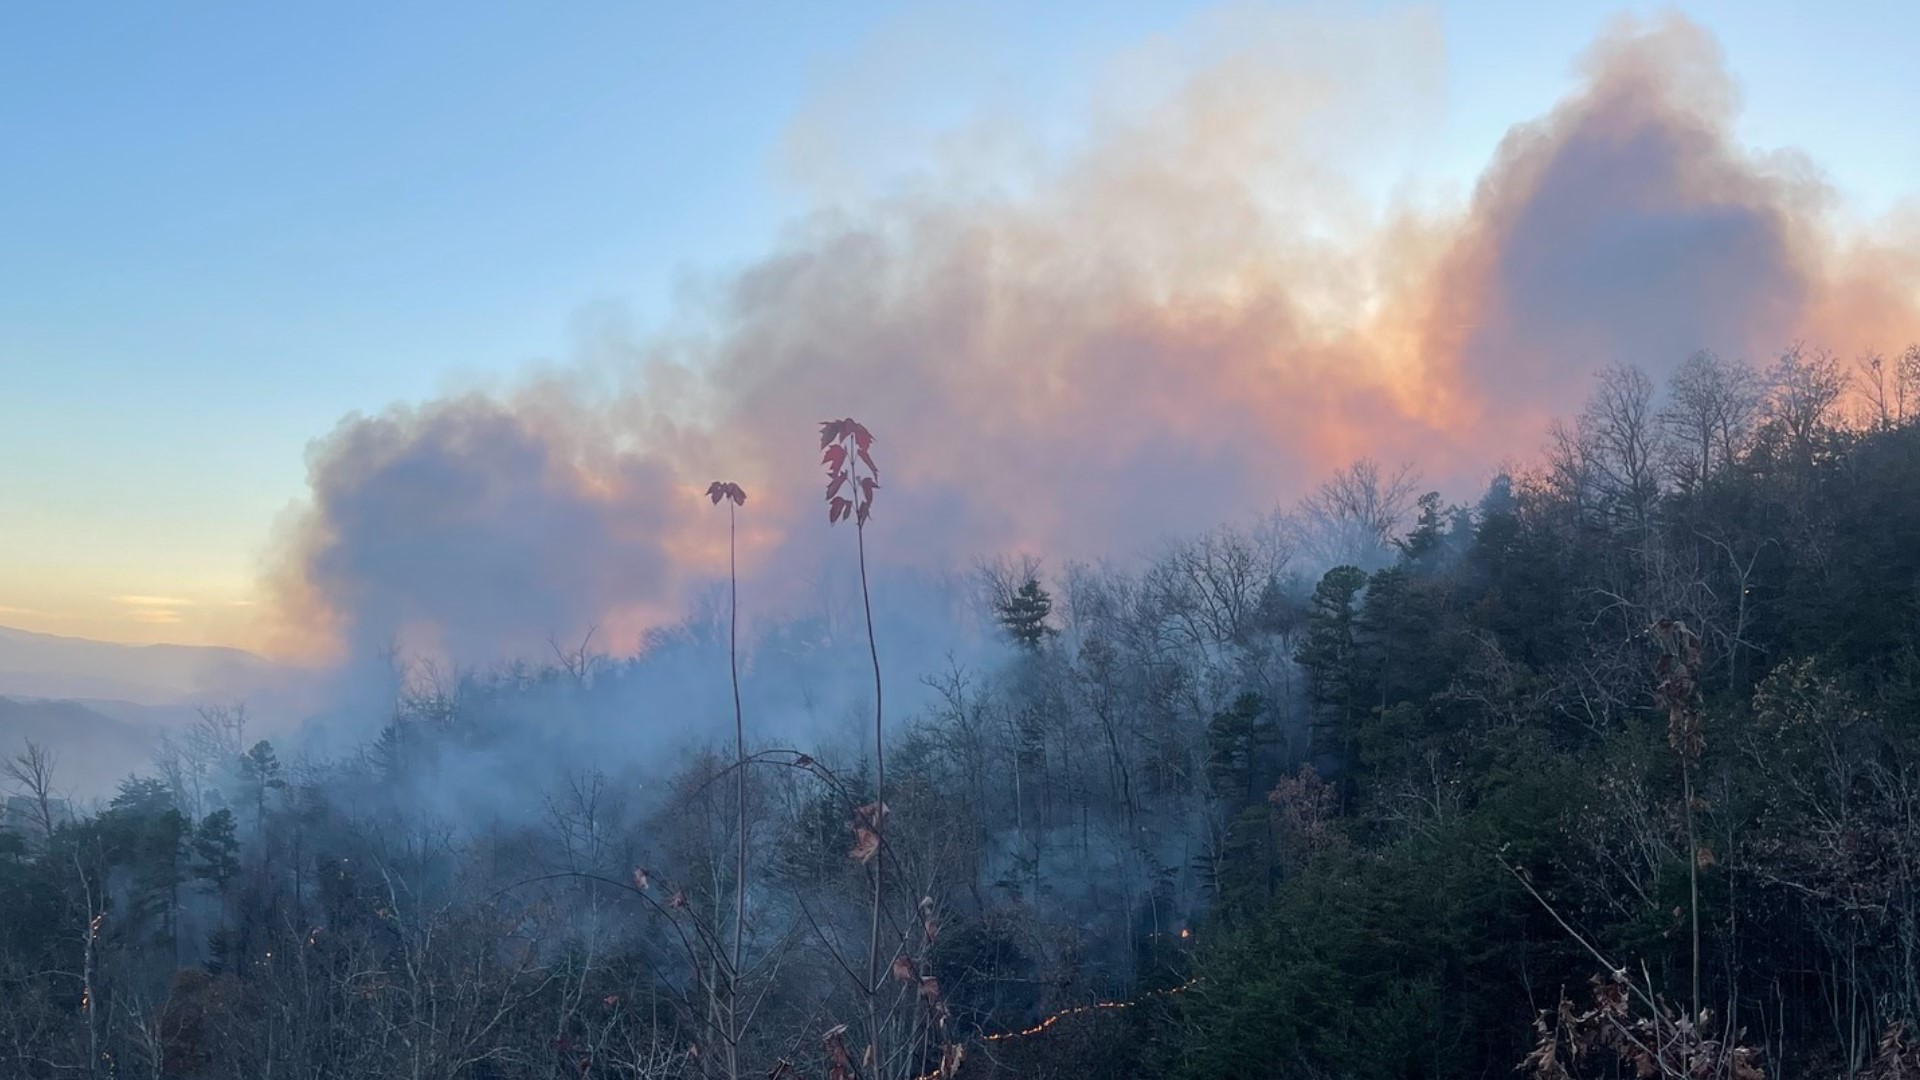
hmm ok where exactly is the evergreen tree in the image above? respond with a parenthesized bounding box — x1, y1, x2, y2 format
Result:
(1394, 490, 1447, 564)
(237, 740, 284, 841)
(1295, 566, 1369, 774)
(99, 776, 189, 951)
(191, 808, 240, 892)
(996, 577, 1058, 651)
(1205, 693, 1275, 806)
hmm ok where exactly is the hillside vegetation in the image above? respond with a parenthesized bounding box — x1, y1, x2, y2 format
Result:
(5, 345, 1920, 1079)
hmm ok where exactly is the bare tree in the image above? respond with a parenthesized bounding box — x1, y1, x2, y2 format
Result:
(1661, 350, 1762, 491)
(1765, 344, 1849, 469)
(1857, 344, 1920, 431)
(150, 703, 248, 822)
(3, 739, 63, 844)
(1144, 525, 1287, 649)
(1542, 413, 1601, 524)
(547, 622, 602, 685)
(1581, 364, 1667, 532)
(1904, 345, 1920, 424)
(1291, 458, 1419, 570)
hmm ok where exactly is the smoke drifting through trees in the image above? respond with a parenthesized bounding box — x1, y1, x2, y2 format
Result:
(16, 332, 1920, 1077)
(10, 11, 1920, 1079)
(267, 11, 1916, 671)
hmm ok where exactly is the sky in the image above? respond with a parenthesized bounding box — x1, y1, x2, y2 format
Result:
(1, 0, 1915, 651)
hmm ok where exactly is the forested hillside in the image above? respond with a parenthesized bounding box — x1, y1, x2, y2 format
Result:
(5, 344, 1920, 1078)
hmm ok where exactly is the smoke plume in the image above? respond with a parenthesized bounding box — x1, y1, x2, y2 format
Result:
(269, 11, 1919, 667)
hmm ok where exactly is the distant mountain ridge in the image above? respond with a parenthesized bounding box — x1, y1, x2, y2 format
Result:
(0, 624, 278, 705)
(0, 696, 163, 804)
(0, 627, 330, 800)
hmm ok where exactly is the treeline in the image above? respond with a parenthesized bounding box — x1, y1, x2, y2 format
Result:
(3, 343, 1920, 1079)
(1169, 345, 1920, 1079)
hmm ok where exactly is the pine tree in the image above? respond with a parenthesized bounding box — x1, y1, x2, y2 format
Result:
(237, 741, 284, 832)
(191, 809, 240, 892)
(1206, 693, 1275, 805)
(1395, 491, 1447, 564)
(1295, 566, 1369, 777)
(996, 577, 1058, 651)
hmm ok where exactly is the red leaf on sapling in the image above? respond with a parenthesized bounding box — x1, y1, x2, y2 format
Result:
(849, 801, 887, 863)
(820, 418, 878, 526)
(822, 1024, 853, 1080)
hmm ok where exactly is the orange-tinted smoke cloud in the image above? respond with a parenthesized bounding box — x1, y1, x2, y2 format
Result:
(268, 12, 1918, 665)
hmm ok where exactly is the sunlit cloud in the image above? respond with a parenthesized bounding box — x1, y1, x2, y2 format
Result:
(111, 595, 193, 627)
(114, 595, 195, 607)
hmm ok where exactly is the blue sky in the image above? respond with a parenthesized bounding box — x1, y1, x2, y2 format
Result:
(1, 1, 1914, 647)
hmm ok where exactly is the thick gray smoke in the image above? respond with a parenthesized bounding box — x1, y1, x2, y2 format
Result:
(285, 396, 682, 666)
(267, 11, 1916, 677)
(1435, 16, 1827, 424)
